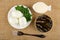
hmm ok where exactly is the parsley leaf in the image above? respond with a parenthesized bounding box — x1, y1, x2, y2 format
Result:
(15, 5, 32, 22)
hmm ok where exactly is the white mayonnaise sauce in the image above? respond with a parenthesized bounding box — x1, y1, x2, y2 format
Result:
(32, 2, 51, 14)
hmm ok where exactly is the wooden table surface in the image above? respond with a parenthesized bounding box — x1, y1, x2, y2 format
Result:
(0, 0, 60, 40)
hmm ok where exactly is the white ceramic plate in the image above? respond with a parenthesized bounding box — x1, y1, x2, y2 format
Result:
(8, 5, 32, 29)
